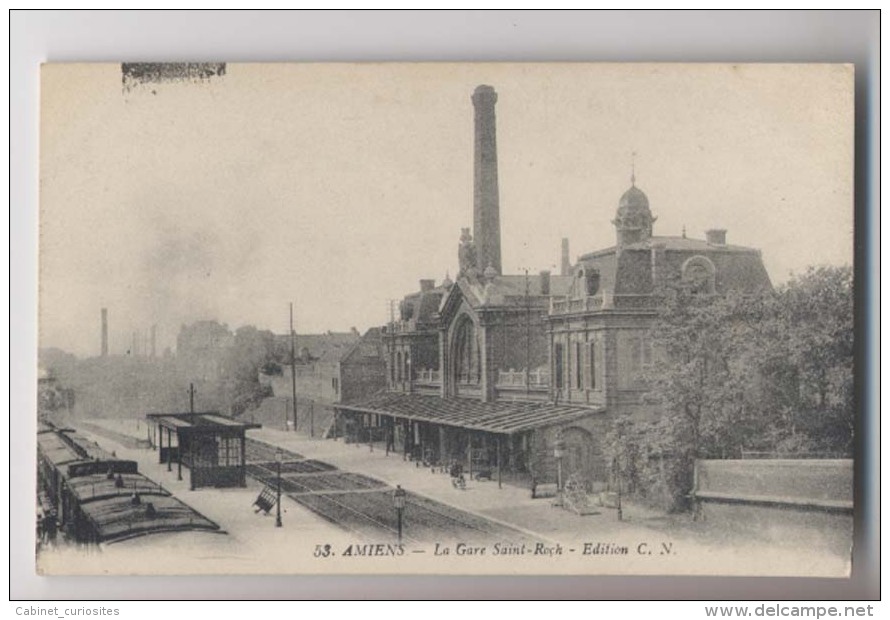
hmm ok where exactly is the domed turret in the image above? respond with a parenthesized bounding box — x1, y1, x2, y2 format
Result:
(612, 173, 656, 247)
(618, 185, 650, 212)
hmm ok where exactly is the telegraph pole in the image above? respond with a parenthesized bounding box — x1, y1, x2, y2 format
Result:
(290, 303, 298, 432)
(525, 269, 531, 396)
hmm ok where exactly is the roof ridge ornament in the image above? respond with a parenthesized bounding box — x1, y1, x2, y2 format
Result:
(631, 150, 637, 186)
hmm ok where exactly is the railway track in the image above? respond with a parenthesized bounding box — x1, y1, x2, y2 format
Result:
(244, 439, 539, 544)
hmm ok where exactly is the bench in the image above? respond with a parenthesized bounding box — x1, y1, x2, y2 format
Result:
(531, 482, 559, 499)
(473, 469, 493, 481)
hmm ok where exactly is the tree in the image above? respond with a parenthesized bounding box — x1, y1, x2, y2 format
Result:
(607, 265, 853, 511)
(763, 266, 854, 455)
(220, 326, 276, 416)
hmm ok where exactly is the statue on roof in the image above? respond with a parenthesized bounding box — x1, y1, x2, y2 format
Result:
(458, 227, 478, 277)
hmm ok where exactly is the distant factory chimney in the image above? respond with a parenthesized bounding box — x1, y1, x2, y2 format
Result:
(560, 238, 571, 276)
(472, 85, 502, 276)
(150, 324, 157, 358)
(101, 308, 108, 357)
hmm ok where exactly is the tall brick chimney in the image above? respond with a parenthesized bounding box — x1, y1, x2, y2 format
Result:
(101, 308, 108, 357)
(472, 85, 501, 276)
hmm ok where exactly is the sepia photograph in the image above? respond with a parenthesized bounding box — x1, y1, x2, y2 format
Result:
(35, 62, 855, 578)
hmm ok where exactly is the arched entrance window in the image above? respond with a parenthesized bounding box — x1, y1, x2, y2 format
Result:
(559, 426, 608, 491)
(452, 316, 481, 385)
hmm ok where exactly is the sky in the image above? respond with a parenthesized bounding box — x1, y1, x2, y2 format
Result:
(39, 63, 853, 357)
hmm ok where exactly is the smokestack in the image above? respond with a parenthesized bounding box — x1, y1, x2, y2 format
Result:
(101, 308, 108, 357)
(472, 85, 501, 276)
(150, 324, 157, 358)
(560, 238, 571, 276)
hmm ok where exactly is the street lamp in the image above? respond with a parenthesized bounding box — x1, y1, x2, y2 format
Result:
(275, 448, 283, 528)
(392, 485, 406, 544)
(614, 455, 623, 522)
(554, 434, 565, 507)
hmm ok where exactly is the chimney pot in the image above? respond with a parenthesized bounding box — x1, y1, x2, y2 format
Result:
(539, 270, 551, 296)
(706, 229, 727, 245)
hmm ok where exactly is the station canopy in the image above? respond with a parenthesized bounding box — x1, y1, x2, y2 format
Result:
(336, 393, 603, 434)
(146, 412, 260, 434)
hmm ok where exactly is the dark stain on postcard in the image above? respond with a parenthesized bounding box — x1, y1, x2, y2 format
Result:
(122, 63, 226, 93)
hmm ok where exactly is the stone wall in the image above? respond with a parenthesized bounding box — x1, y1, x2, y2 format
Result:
(693, 459, 853, 554)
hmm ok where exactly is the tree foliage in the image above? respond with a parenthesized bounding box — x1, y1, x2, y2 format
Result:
(220, 326, 275, 416)
(607, 265, 853, 511)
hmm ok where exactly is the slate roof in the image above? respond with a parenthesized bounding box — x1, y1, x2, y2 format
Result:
(453, 274, 574, 309)
(336, 392, 603, 434)
(579, 235, 760, 259)
(572, 235, 772, 297)
(398, 285, 448, 328)
(275, 331, 362, 364)
(342, 327, 384, 362)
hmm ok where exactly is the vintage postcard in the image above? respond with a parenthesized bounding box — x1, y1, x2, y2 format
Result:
(37, 63, 854, 577)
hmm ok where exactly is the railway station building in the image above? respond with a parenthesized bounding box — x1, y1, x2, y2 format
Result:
(335, 84, 771, 493)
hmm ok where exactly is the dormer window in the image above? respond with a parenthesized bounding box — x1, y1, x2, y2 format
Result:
(575, 268, 600, 297)
(586, 270, 600, 296)
(681, 255, 717, 294)
(399, 300, 414, 321)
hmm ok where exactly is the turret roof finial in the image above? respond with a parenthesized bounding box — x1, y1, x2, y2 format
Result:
(631, 150, 637, 186)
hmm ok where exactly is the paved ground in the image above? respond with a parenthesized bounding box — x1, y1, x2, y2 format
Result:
(40, 416, 852, 577)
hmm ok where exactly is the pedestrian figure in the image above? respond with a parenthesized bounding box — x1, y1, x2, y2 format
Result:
(450, 462, 466, 490)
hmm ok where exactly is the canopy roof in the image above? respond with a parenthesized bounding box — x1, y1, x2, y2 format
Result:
(146, 412, 261, 434)
(336, 392, 602, 434)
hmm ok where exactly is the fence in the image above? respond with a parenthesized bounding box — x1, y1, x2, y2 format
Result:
(496, 369, 551, 387)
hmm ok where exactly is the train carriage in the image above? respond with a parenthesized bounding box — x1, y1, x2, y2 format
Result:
(37, 426, 222, 546)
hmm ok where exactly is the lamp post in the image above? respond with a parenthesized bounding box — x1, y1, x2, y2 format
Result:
(392, 485, 406, 544)
(275, 448, 283, 528)
(554, 434, 565, 506)
(615, 455, 623, 522)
